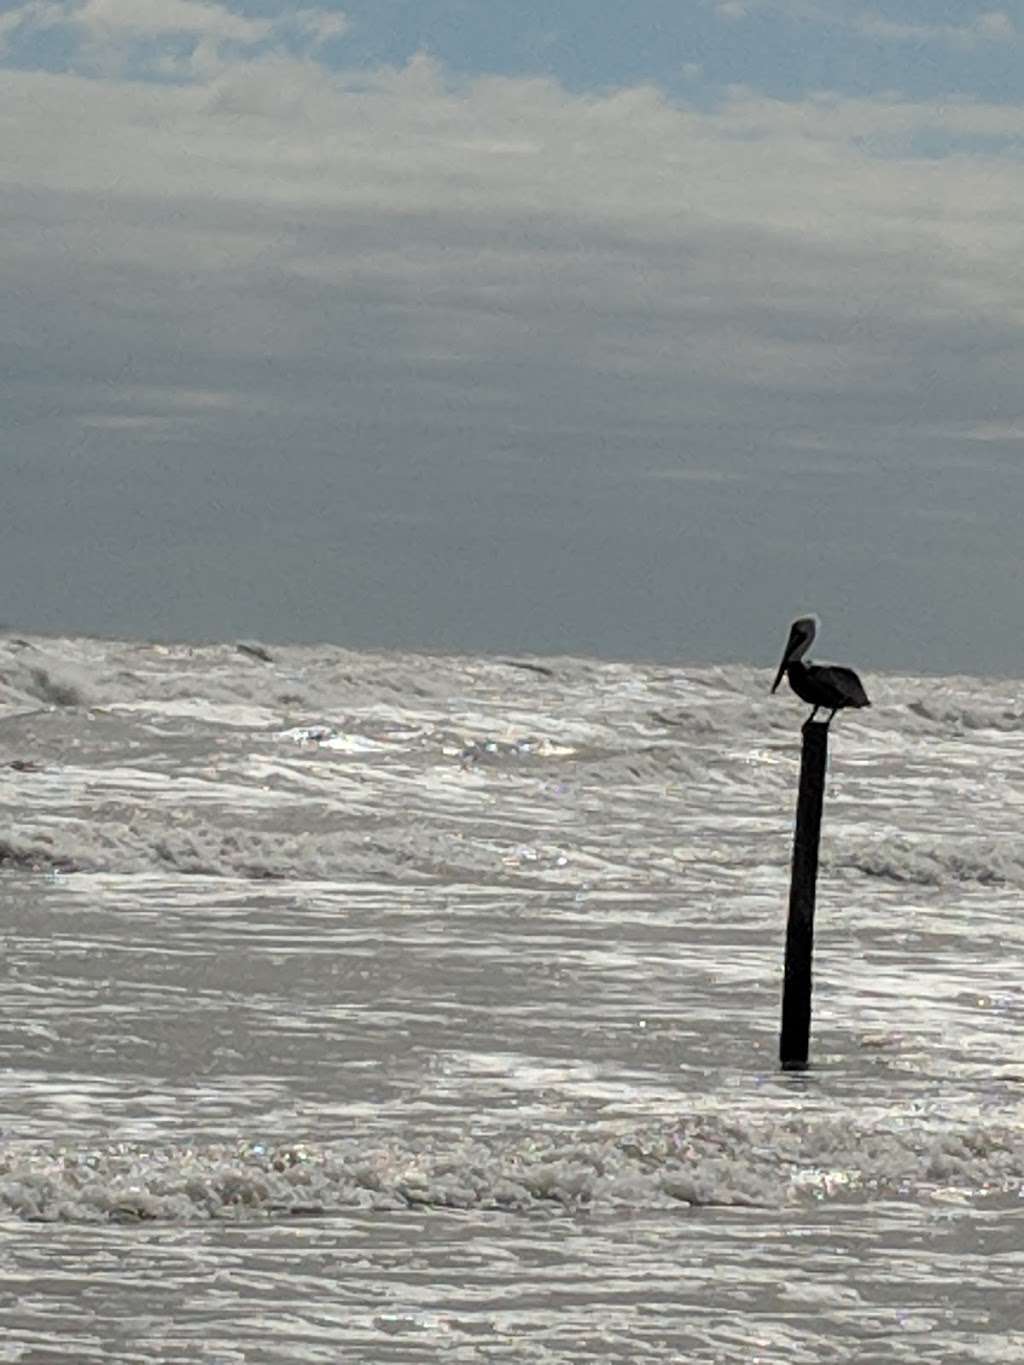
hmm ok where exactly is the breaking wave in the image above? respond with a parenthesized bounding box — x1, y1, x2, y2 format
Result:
(3, 1114, 1020, 1224)
(829, 836, 1024, 888)
(0, 818, 579, 884)
(905, 697, 1024, 735)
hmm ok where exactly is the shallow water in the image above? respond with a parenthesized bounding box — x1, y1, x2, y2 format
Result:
(2, 633, 1024, 1360)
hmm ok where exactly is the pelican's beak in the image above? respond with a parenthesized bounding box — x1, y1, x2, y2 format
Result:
(770, 623, 803, 694)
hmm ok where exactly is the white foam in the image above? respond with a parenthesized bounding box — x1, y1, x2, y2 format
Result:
(831, 835, 1024, 887)
(2, 1111, 1022, 1224)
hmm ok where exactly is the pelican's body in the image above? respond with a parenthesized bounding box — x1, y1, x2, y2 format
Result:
(771, 616, 870, 725)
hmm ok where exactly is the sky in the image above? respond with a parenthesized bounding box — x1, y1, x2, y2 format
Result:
(2, 0, 1023, 674)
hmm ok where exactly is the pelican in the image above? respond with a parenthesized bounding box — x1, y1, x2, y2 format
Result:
(771, 616, 870, 726)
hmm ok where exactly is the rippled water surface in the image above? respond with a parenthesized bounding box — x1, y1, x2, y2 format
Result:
(2, 633, 1024, 1361)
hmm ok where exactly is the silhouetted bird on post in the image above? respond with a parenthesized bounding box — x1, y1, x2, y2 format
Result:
(771, 616, 870, 727)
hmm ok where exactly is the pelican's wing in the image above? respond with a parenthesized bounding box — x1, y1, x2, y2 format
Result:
(819, 665, 870, 708)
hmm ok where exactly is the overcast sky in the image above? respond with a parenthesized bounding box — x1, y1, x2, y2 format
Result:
(2, 0, 1023, 674)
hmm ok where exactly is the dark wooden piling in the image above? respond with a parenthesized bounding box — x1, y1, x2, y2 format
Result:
(779, 720, 829, 1070)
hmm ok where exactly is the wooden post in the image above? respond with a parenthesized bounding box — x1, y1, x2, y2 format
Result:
(779, 720, 829, 1070)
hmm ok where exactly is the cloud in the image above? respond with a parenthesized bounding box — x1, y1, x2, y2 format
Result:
(707, 0, 833, 23)
(977, 10, 1016, 37)
(0, 0, 349, 73)
(711, 0, 756, 19)
(0, 51, 1020, 458)
(0, 0, 274, 45)
(708, 0, 830, 18)
(76, 0, 273, 42)
(0, 0, 67, 42)
(287, 6, 349, 47)
(962, 420, 1024, 443)
(707, 0, 1018, 47)
(78, 413, 176, 432)
(856, 8, 1017, 47)
(3, 34, 1024, 662)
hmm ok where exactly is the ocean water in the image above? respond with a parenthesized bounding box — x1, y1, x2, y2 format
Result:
(1, 632, 1024, 1362)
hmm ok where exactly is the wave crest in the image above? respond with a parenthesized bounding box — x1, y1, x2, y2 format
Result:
(3, 1114, 1021, 1224)
(829, 835, 1024, 887)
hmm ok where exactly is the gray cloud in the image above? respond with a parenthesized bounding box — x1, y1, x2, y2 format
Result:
(854, 9, 1017, 47)
(3, 45, 1024, 671)
(707, 1, 1019, 47)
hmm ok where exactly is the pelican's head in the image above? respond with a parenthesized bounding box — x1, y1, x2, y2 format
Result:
(771, 615, 818, 693)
